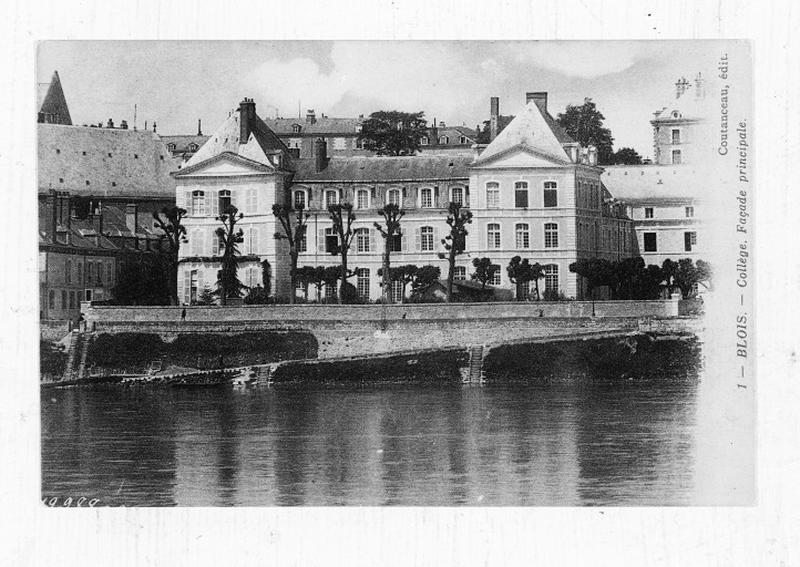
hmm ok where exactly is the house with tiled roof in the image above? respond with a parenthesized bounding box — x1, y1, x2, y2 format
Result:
(419, 122, 478, 154)
(263, 110, 369, 158)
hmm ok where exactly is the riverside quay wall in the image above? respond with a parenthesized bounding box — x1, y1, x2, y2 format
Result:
(82, 300, 683, 359)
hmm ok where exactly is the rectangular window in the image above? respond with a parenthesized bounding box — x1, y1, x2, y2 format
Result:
(298, 230, 307, 253)
(644, 207, 654, 219)
(420, 188, 433, 208)
(325, 228, 338, 254)
(544, 223, 558, 248)
(543, 181, 558, 208)
(325, 190, 338, 208)
(486, 183, 500, 209)
(192, 191, 206, 216)
(390, 280, 403, 303)
(489, 265, 501, 286)
(672, 149, 682, 164)
(451, 187, 464, 206)
(643, 232, 657, 252)
(333, 137, 347, 150)
(69, 291, 75, 309)
(356, 268, 370, 301)
(544, 265, 559, 294)
(515, 223, 530, 249)
(65, 259, 72, 284)
(386, 190, 401, 206)
(356, 228, 370, 253)
(514, 182, 528, 208)
(671, 129, 681, 144)
(357, 190, 370, 210)
(247, 189, 257, 213)
(420, 226, 434, 251)
(453, 266, 466, 281)
(48, 290, 55, 309)
(61, 290, 67, 310)
(684, 231, 697, 252)
(487, 223, 501, 249)
(218, 190, 231, 213)
(685, 206, 694, 218)
(389, 234, 402, 252)
(190, 270, 198, 304)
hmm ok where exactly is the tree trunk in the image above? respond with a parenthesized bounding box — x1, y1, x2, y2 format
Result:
(169, 257, 179, 306)
(446, 248, 456, 302)
(288, 248, 298, 305)
(339, 252, 348, 305)
(382, 240, 391, 303)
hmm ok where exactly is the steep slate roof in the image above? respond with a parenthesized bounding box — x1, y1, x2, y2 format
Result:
(602, 165, 704, 204)
(294, 155, 472, 182)
(474, 100, 573, 165)
(160, 135, 210, 152)
(37, 71, 72, 125)
(185, 110, 290, 169)
(430, 126, 478, 143)
(38, 124, 176, 198)
(263, 117, 362, 135)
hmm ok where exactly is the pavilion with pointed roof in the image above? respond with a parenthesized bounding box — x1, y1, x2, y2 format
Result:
(38, 71, 72, 125)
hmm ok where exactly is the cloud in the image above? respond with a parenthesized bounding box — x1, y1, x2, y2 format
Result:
(507, 42, 659, 79)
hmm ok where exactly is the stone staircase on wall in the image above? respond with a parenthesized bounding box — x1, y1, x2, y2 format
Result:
(466, 345, 485, 384)
(62, 331, 91, 381)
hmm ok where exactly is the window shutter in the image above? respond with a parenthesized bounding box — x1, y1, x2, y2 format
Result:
(434, 227, 440, 249)
(415, 187, 420, 207)
(183, 270, 191, 304)
(401, 230, 408, 252)
(198, 270, 205, 294)
(415, 227, 421, 252)
(370, 229, 376, 252)
(306, 189, 312, 207)
(210, 192, 219, 217)
(434, 186, 440, 206)
(318, 229, 325, 253)
(252, 228, 259, 254)
(371, 187, 376, 202)
(185, 191, 192, 213)
(464, 186, 470, 207)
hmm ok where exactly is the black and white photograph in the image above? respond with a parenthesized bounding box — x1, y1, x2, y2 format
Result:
(3, 1, 799, 565)
(36, 39, 753, 507)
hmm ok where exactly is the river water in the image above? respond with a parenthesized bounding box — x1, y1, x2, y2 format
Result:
(40, 340, 714, 506)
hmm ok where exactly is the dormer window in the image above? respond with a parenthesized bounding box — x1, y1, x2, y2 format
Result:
(459, 136, 467, 144)
(189, 143, 198, 151)
(167, 143, 176, 151)
(439, 136, 449, 145)
(292, 124, 302, 134)
(420, 136, 429, 146)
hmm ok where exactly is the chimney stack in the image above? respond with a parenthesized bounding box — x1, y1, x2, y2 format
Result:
(46, 190, 58, 239)
(527, 92, 548, 114)
(314, 138, 328, 172)
(239, 98, 256, 142)
(120, 120, 128, 130)
(152, 121, 157, 133)
(306, 109, 316, 124)
(694, 72, 705, 100)
(107, 118, 114, 128)
(197, 118, 203, 136)
(489, 97, 499, 142)
(125, 203, 138, 234)
(675, 77, 690, 99)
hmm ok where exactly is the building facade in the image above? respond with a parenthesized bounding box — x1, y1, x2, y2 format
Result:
(177, 93, 636, 304)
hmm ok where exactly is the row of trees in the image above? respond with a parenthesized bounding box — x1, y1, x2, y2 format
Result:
(569, 257, 712, 300)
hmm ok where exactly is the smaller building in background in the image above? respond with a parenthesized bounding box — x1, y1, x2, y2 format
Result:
(263, 110, 368, 158)
(650, 74, 708, 166)
(418, 120, 478, 154)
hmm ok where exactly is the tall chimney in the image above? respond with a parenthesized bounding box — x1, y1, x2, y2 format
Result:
(489, 97, 499, 141)
(239, 98, 256, 142)
(46, 190, 58, 239)
(152, 121, 157, 133)
(197, 118, 203, 136)
(527, 92, 548, 114)
(694, 72, 705, 100)
(125, 203, 138, 233)
(675, 77, 689, 99)
(306, 109, 316, 124)
(314, 138, 328, 172)
(120, 120, 128, 130)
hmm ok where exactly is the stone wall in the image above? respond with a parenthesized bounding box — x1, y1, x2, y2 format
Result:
(82, 300, 682, 359)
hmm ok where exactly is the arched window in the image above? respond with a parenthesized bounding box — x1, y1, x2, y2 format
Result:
(356, 268, 370, 301)
(292, 124, 302, 134)
(188, 143, 198, 151)
(515, 223, 530, 249)
(293, 189, 306, 209)
(450, 186, 464, 206)
(191, 190, 205, 215)
(386, 189, 401, 206)
(167, 143, 176, 152)
(439, 136, 449, 144)
(420, 136, 429, 146)
(514, 181, 528, 208)
(544, 265, 559, 294)
(356, 189, 370, 210)
(420, 226, 435, 251)
(544, 223, 559, 248)
(543, 181, 558, 208)
(487, 223, 501, 249)
(420, 187, 433, 208)
(218, 190, 231, 212)
(355, 228, 371, 252)
(325, 189, 339, 208)
(486, 182, 500, 209)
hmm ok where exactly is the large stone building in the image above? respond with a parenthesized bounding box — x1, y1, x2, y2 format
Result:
(602, 74, 710, 267)
(177, 93, 636, 303)
(38, 73, 177, 323)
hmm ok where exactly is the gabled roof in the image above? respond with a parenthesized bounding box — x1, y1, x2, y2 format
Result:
(185, 109, 290, 169)
(294, 155, 472, 183)
(474, 100, 572, 166)
(263, 117, 363, 135)
(174, 151, 277, 177)
(38, 124, 176, 198)
(160, 135, 210, 152)
(37, 71, 72, 125)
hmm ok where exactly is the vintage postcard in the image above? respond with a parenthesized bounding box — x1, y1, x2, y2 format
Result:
(34, 39, 755, 508)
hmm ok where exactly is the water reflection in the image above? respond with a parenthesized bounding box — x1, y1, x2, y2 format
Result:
(41, 344, 706, 506)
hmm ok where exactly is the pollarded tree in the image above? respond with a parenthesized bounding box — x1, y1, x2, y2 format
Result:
(557, 98, 615, 165)
(673, 258, 711, 299)
(152, 205, 188, 305)
(471, 257, 499, 291)
(410, 264, 441, 302)
(398, 264, 418, 303)
(215, 205, 244, 305)
(507, 256, 535, 301)
(273, 203, 310, 304)
(438, 202, 473, 302)
(328, 203, 357, 304)
(374, 203, 405, 303)
(358, 111, 428, 156)
(321, 265, 342, 303)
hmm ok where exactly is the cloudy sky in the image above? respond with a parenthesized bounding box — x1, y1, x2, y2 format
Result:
(37, 41, 727, 158)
